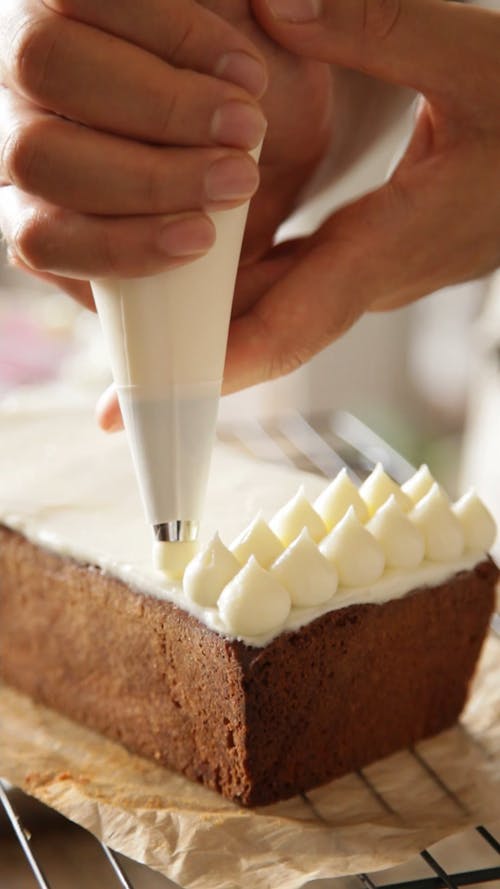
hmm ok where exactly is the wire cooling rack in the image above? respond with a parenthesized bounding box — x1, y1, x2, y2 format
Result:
(1, 410, 499, 889)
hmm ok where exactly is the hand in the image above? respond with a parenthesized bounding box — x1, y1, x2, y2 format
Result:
(223, 0, 500, 392)
(0, 0, 269, 300)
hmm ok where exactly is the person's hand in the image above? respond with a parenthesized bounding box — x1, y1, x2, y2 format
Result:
(0, 0, 269, 302)
(223, 0, 500, 391)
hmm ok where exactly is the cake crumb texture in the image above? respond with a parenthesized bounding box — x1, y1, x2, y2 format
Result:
(0, 526, 496, 806)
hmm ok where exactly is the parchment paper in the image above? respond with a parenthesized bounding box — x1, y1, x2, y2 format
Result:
(1, 636, 499, 889)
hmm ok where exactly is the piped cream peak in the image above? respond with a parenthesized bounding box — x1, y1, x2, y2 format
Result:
(360, 463, 412, 516)
(367, 495, 425, 570)
(453, 490, 496, 552)
(272, 529, 338, 607)
(314, 468, 368, 530)
(231, 513, 283, 568)
(184, 533, 240, 606)
(410, 483, 464, 562)
(402, 464, 435, 505)
(218, 556, 291, 636)
(270, 486, 327, 547)
(320, 506, 385, 587)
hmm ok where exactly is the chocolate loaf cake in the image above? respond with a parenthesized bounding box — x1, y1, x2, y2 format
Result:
(0, 406, 497, 805)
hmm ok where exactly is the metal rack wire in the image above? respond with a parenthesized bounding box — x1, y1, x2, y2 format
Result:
(2, 411, 499, 889)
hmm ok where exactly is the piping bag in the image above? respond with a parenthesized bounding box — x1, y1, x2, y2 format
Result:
(92, 147, 261, 580)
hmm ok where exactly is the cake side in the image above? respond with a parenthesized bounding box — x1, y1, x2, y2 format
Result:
(235, 558, 497, 805)
(1, 525, 496, 806)
(0, 527, 250, 801)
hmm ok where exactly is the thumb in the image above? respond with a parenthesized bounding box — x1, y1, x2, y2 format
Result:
(251, 0, 500, 108)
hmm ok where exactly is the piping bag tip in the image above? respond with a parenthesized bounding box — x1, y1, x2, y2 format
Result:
(153, 521, 199, 579)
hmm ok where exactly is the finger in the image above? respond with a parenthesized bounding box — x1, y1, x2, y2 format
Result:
(251, 0, 500, 109)
(0, 187, 216, 279)
(96, 385, 123, 433)
(224, 142, 500, 392)
(0, 91, 260, 215)
(1, 1, 267, 149)
(6, 249, 94, 307)
(43, 0, 268, 97)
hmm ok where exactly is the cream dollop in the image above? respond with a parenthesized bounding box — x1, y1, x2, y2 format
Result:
(183, 534, 240, 606)
(401, 464, 436, 505)
(271, 529, 338, 607)
(270, 486, 327, 546)
(231, 514, 283, 568)
(453, 490, 497, 552)
(367, 495, 425, 570)
(154, 540, 198, 580)
(360, 463, 412, 516)
(410, 483, 464, 562)
(314, 468, 368, 530)
(320, 507, 385, 587)
(217, 556, 291, 636)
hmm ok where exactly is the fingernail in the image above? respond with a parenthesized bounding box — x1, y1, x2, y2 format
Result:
(267, 0, 321, 22)
(215, 52, 268, 98)
(211, 101, 267, 149)
(157, 216, 215, 256)
(205, 156, 259, 203)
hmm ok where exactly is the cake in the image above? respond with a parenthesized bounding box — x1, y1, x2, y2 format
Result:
(0, 405, 497, 806)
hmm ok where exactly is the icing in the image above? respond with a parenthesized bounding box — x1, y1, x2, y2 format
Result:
(410, 484, 464, 563)
(218, 556, 291, 636)
(314, 468, 368, 529)
(184, 534, 240, 606)
(319, 507, 386, 587)
(271, 529, 338, 607)
(401, 464, 435, 505)
(367, 496, 425, 570)
(360, 463, 412, 516)
(270, 486, 327, 546)
(231, 514, 283, 568)
(453, 491, 496, 552)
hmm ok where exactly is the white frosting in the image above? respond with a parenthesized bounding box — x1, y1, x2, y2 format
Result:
(231, 514, 283, 568)
(410, 484, 465, 562)
(271, 529, 338, 607)
(453, 491, 497, 553)
(402, 464, 435, 505)
(0, 403, 494, 648)
(183, 534, 240, 606)
(153, 540, 198, 580)
(217, 556, 291, 636)
(270, 487, 327, 546)
(367, 496, 425, 570)
(314, 468, 368, 529)
(360, 463, 412, 516)
(320, 507, 386, 587)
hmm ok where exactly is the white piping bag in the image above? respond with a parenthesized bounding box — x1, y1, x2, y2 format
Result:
(92, 148, 260, 578)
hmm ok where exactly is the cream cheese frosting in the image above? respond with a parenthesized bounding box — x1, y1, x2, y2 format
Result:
(231, 514, 283, 568)
(270, 486, 327, 546)
(0, 402, 495, 647)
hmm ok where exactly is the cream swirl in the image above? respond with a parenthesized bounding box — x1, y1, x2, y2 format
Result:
(453, 491, 497, 552)
(314, 468, 368, 530)
(271, 529, 338, 607)
(367, 496, 425, 570)
(410, 484, 464, 562)
(270, 487, 327, 546)
(360, 463, 412, 516)
(231, 514, 283, 568)
(217, 557, 291, 636)
(401, 464, 435, 505)
(183, 534, 240, 606)
(320, 507, 385, 587)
